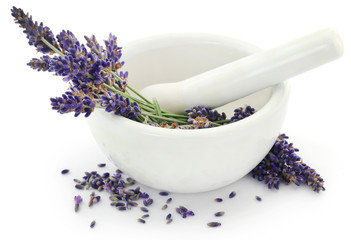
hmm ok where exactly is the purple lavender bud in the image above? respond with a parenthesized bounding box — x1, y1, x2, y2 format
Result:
(74, 195, 83, 212)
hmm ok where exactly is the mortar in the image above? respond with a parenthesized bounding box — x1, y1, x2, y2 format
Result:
(87, 33, 290, 193)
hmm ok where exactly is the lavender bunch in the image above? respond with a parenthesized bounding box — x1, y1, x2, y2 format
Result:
(11, 6, 190, 125)
(251, 134, 325, 192)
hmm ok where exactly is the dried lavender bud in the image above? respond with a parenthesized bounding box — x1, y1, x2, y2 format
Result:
(75, 184, 84, 190)
(137, 218, 146, 224)
(97, 163, 106, 168)
(166, 198, 172, 204)
(73, 179, 81, 183)
(214, 211, 225, 217)
(140, 207, 149, 213)
(207, 222, 221, 227)
(61, 169, 69, 174)
(143, 198, 153, 207)
(166, 213, 172, 220)
(167, 219, 173, 224)
(141, 214, 149, 219)
(159, 191, 169, 196)
(229, 191, 236, 198)
(256, 196, 262, 201)
(90, 220, 96, 228)
(214, 198, 223, 202)
(117, 206, 126, 211)
(161, 204, 168, 210)
(74, 195, 83, 212)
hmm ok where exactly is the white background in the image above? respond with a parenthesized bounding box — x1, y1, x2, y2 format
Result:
(1, 0, 350, 239)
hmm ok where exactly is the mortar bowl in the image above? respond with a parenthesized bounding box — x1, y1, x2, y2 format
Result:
(87, 33, 290, 193)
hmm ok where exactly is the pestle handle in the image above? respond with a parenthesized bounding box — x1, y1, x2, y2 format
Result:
(140, 28, 343, 113)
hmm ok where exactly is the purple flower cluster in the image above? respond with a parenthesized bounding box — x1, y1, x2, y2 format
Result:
(12, 6, 137, 118)
(230, 106, 256, 122)
(185, 106, 226, 122)
(100, 91, 141, 120)
(27, 55, 52, 72)
(50, 90, 95, 117)
(11, 6, 61, 54)
(251, 134, 325, 192)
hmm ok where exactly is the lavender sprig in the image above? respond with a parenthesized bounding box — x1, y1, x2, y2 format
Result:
(251, 134, 325, 192)
(11, 6, 61, 54)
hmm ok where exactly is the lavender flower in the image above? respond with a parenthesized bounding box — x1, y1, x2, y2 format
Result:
(188, 116, 213, 129)
(100, 91, 141, 120)
(104, 33, 123, 70)
(230, 105, 256, 123)
(251, 134, 325, 192)
(11, 6, 61, 54)
(50, 90, 95, 117)
(27, 55, 53, 72)
(56, 30, 79, 53)
(185, 106, 226, 122)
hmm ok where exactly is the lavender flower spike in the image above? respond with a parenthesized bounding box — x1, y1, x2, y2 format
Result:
(11, 6, 61, 54)
(27, 55, 53, 72)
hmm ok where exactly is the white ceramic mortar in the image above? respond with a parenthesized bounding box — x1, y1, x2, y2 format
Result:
(87, 33, 290, 193)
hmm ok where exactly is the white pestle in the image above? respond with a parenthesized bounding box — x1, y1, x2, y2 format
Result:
(140, 28, 343, 114)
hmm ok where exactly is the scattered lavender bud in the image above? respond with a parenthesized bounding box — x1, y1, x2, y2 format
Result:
(61, 169, 69, 174)
(74, 195, 83, 212)
(167, 219, 173, 224)
(166, 198, 172, 204)
(207, 222, 221, 227)
(256, 196, 262, 201)
(166, 213, 172, 220)
(162, 204, 168, 210)
(115, 202, 125, 207)
(137, 218, 146, 224)
(140, 207, 149, 213)
(141, 214, 149, 219)
(159, 191, 169, 196)
(73, 179, 81, 183)
(143, 198, 153, 207)
(90, 220, 96, 228)
(75, 184, 84, 190)
(97, 163, 106, 167)
(214, 198, 223, 202)
(214, 211, 225, 217)
(117, 206, 126, 211)
(229, 191, 236, 198)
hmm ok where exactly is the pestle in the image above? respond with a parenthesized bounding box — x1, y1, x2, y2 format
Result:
(140, 28, 343, 114)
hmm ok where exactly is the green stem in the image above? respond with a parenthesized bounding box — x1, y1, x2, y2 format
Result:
(103, 83, 155, 109)
(142, 112, 188, 124)
(107, 70, 153, 105)
(153, 98, 162, 116)
(41, 38, 64, 57)
(214, 119, 231, 124)
(162, 112, 188, 119)
(127, 85, 152, 104)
